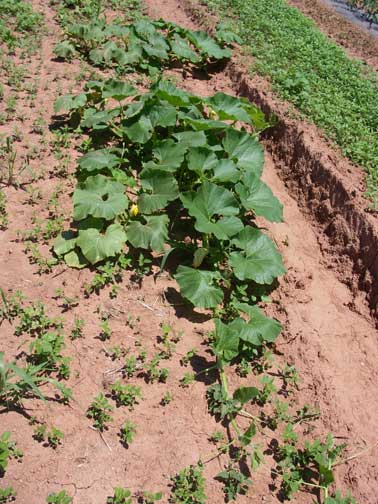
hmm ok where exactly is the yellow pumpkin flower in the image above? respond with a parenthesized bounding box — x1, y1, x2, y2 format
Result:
(130, 204, 139, 217)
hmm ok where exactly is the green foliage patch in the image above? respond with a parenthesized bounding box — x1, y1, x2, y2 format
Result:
(203, 0, 378, 204)
(54, 18, 239, 74)
(0, 0, 43, 51)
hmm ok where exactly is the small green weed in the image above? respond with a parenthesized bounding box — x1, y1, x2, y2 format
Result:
(119, 420, 136, 448)
(87, 393, 113, 431)
(170, 464, 206, 504)
(46, 490, 72, 504)
(107, 487, 132, 504)
(0, 432, 23, 475)
(110, 381, 142, 410)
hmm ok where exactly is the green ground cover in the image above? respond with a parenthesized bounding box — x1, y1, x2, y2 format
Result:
(203, 0, 378, 205)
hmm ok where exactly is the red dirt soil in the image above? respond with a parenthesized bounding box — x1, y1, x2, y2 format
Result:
(1, 0, 378, 503)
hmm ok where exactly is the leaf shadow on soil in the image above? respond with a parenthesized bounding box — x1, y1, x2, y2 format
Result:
(190, 354, 218, 386)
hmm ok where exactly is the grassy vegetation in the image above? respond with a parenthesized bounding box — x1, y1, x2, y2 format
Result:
(203, 0, 378, 205)
(0, 0, 44, 53)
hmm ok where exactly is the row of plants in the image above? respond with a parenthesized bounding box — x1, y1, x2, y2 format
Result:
(346, 0, 378, 26)
(203, 0, 378, 206)
(54, 17, 241, 75)
(50, 38, 356, 503)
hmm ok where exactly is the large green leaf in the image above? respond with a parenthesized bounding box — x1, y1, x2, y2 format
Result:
(76, 223, 126, 264)
(138, 168, 179, 214)
(186, 147, 218, 176)
(101, 79, 137, 100)
(54, 40, 76, 60)
(187, 30, 231, 59)
(207, 93, 252, 123)
(64, 249, 88, 269)
(149, 139, 187, 171)
(142, 33, 170, 60)
(73, 174, 128, 221)
(53, 231, 77, 256)
(77, 149, 121, 173)
(233, 386, 259, 405)
(185, 118, 228, 131)
(155, 80, 193, 106)
(216, 24, 242, 45)
(173, 131, 207, 148)
(212, 159, 240, 183)
(54, 93, 87, 113)
(235, 302, 281, 344)
(180, 181, 243, 239)
(175, 265, 223, 308)
(170, 34, 199, 62)
(223, 129, 264, 176)
(81, 107, 120, 129)
(133, 19, 156, 40)
(213, 319, 240, 363)
(122, 115, 153, 144)
(236, 173, 283, 222)
(229, 227, 286, 284)
(127, 215, 169, 252)
(147, 102, 177, 128)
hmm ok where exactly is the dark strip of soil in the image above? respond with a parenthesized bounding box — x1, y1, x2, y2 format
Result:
(322, 0, 378, 36)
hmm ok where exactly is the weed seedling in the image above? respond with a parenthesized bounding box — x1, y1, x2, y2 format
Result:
(170, 464, 206, 504)
(216, 465, 251, 502)
(33, 425, 64, 448)
(0, 432, 23, 475)
(179, 373, 195, 389)
(144, 355, 169, 383)
(141, 491, 163, 504)
(209, 431, 224, 444)
(236, 359, 252, 378)
(0, 486, 16, 503)
(180, 349, 197, 367)
(160, 391, 173, 406)
(107, 487, 132, 504)
(123, 355, 137, 377)
(277, 433, 347, 500)
(70, 317, 85, 340)
(29, 332, 71, 379)
(119, 420, 136, 448)
(33, 424, 46, 443)
(105, 345, 128, 360)
(47, 427, 64, 449)
(280, 364, 300, 392)
(87, 393, 113, 431)
(14, 300, 63, 337)
(110, 381, 142, 410)
(255, 376, 277, 405)
(46, 490, 72, 504)
(54, 288, 79, 311)
(206, 384, 240, 420)
(99, 318, 112, 341)
(0, 190, 8, 230)
(0, 352, 46, 405)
